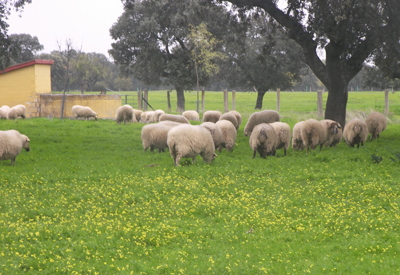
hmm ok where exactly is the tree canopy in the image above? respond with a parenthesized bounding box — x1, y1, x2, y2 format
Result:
(9, 33, 43, 64)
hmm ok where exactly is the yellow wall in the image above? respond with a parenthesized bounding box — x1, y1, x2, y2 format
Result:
(40, 94, 121, 119)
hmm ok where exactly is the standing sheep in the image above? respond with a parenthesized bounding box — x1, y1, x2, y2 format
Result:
(154, 109, 166, 122)
(159, 114, 190, 124)
(300, 119, 327, 154)
(202, 110, 222, 123)
(322, 120, 342, 148)
(0, 130, 30, 166)
(0, 109, 7, 119)
(215, 120, 237, 152)
(270, 122, 291, 156)
(343, 118, 368, 148)
(133, 109, 143, 122)
(229, 110, 243, 130)
(182, 110, 200, 121)
(219, 113, 238, 130)
(1, 105, 11, 112)
(116, 105, 137, 124)
(365, 112, 387, 140)
(141, 123, 178, 153)
(200, 122, 223, 150)
(167, 124, 216, 166)
(7, 105, 26, 119)
(292, 121, 305, 151)
(249, 123, 277, 159)
(143, 111, 156, 123)
(71, 105, 98, 120)
(244, 110, 280, 136)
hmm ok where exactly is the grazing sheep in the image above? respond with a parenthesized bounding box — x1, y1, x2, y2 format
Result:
(343, 118, 368, 149)
(159, 114, 190, 124)
(141, 123, 178, 153)
(292, 121, 305, 151)
(116, 105, 137, 124)
(200, 122, 223, 150)
(0, 109, 7, 119)
(158, 120, 183, 127)
(71, 105, 98, 120)
(270, 122, 291, 156)
(0, 130, 30, 166)
(219, 112, 238, 130)
(229, 110, 243, 130)
(321, 120, 342, 148)
(365, 112, 387, 140)
(133, 109, 143, 122)
(249, 123, 277, 159)
(202, 110, 222, 123)
(300, 119, 327, 153)
(215, 120, 237, 152)
(143, 111, 156, 123)
(244, 110, 280, 136)
(7, 105, 26, 119)
(167, 124, 216, 166)
(1, 105, 11, 112)
(182, 110, 200, 121)
(154, 109, 166, 122)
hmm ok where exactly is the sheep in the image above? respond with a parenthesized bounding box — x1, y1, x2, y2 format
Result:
(215, 120, 237, 152)
(158, 120, 184, 127)
(270, 122, 291, 156)
(343, 118, 368, 149)
(133, 109, 143, 122)
(0, 130, 30, 166)
(7, 105, 26, 119)
(244, 110, 280, 136)
(219, 112, 238, 130)
(229, 110, 243, 130)
(292, 121, 305, 151)
(159, 114, 190, 124)
(141, 123, 178, 153)
(154, 109, 166, 122)
(143, 111, 156, 123)
(300, 119, 327, 153)
(182, 110, 200, 121)
(167, 124, 216, 166)
(140, 112, 147, 123)
(249, 123, 277, 159)
(1, 105, 11, 112)
(71, 105, 98, 120)
(321, 120, 343, 148)
(365, 112, 387, 140)
(0, 109, 7, 119)
(200, 122, 223, 150)
(202, 110, 222, 123)
(116, 105, 137, 124)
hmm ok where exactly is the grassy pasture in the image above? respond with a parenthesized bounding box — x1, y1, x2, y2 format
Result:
(1, 91, 400, 274)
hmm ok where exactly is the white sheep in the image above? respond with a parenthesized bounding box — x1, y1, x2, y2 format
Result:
(202, 110, 222, 123)
(365, 112, 387, 140)
(0, 109, 7, 119)
(141, 123, 178, 153)
(133, 109, 143, 122)
(0, 130, 30, 166)
(167, 124, 216, 166)
(154, 109, 166, 122)
(219, 112, 238, 130)
(321, 119, 342, 148)
(343, 118, 368, 149)
(71, 105, 98, 120)
(7, 105, 26, 119)
(1, 105, 11, 112)
(270, 122, 291, 156)
(142, 111, 156, 123)
(159, 114, 190, 124)
(229, 110, 242, 130)
(200, 122, 223, 150)
(292, 121, 305, 151)
(116, 105, 137, 124)
(215, 120, 237, 152)
(182, 110, 200, 121)
(244, 110, 280, 136)
(249, 123, 277, 158)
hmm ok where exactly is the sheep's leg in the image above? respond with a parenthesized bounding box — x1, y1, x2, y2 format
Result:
(357, 143, 360, 149)
(284, 148, 287, 156)
(319, 144, 323, 151)
(192, 157, 196, 164)
(175, 156, 181, 166)
(10, 157, 15, 166)
(252, 149, 257, 159)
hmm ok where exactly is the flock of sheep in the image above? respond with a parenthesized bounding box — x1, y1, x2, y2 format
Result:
(0, 102, 388, 166)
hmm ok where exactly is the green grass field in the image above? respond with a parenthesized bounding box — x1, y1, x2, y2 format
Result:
(1, 92, 400, 274)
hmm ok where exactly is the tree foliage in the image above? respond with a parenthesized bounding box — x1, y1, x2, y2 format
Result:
(9, 33, 43, 63)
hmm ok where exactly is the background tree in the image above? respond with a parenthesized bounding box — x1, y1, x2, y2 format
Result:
(220, 0, 400, 127)
(9, 33, 43, 63)
(37, 51, 66, 91)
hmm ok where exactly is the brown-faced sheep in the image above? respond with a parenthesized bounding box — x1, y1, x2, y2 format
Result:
(7, 105, 26, 119)
(182, 110, 200, 121)
(159, 114, 190, 124)
(229, 110, 242, 130)
(365, 112, 387, 140)
(343, 118, 368, 149)
(0, 130, 30, 166)
(71, 105, 98, 120)
(219, 112, 238, 130)
(270, 122, 291, 156)
(202, 110, 222, 123)
(249, 123, 277, 159)
(167, 124, 216, 166)
(116, 105, 137, 124)
(292, 121, 305, 151)
(322, 120, 342, 148)
(200, 122, 223, 150)
(215, 120, 237, 152)
(141, 123, 178, 153)
(244, 110, 280, 136)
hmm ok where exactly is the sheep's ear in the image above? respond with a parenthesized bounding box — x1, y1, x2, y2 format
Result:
(214, 153, 218, 157)
(26, 137, 30, 142)
(337, 124, 342, 129)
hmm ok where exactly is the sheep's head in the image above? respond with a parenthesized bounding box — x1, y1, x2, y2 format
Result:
(327, 121, 340, 135)
(22, 135, 30, 152)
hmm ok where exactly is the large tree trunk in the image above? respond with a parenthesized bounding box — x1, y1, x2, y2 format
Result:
(325, 85, 348, 129)
(255, 91, 266, 109)
(176, 87, 185, 112)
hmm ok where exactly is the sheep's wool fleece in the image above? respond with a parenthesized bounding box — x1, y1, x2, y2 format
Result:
(0, 130, 28, 160)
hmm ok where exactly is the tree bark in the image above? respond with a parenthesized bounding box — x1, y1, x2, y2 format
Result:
(255, 91, 266, 110)
(325, 86, 348, 129)
(176, 87, 185, 112)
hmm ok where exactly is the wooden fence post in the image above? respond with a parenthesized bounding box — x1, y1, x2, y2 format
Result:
(276, 88, 280, 112)
(201, 89, 205, 112)
(317, 90, 323, 119)
(167, 91, 171, 112)
(232, 90, 236, 110)
(137, 89, 142, 110)
(223, 89, 229, 112)
(385, 89, 389, 115)
(144, 89, 148, 111)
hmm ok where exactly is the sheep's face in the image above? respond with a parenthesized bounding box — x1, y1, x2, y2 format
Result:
(22, 136, 30, 152)
(327, 122, 340, 135)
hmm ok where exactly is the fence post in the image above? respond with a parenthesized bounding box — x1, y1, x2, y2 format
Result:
(223, 89, 229, 112)
(232, 90, 236, 110)
(137, 89, 142, 110)
(317, 89, 323, 119)
(167, 91, 171, 112)
(125, 95, 128, 105)
(202, 89, 205, 112)
(385, 89, 389, 115)
(144, 89, 148, 111)
(276, 88, 280, 112)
